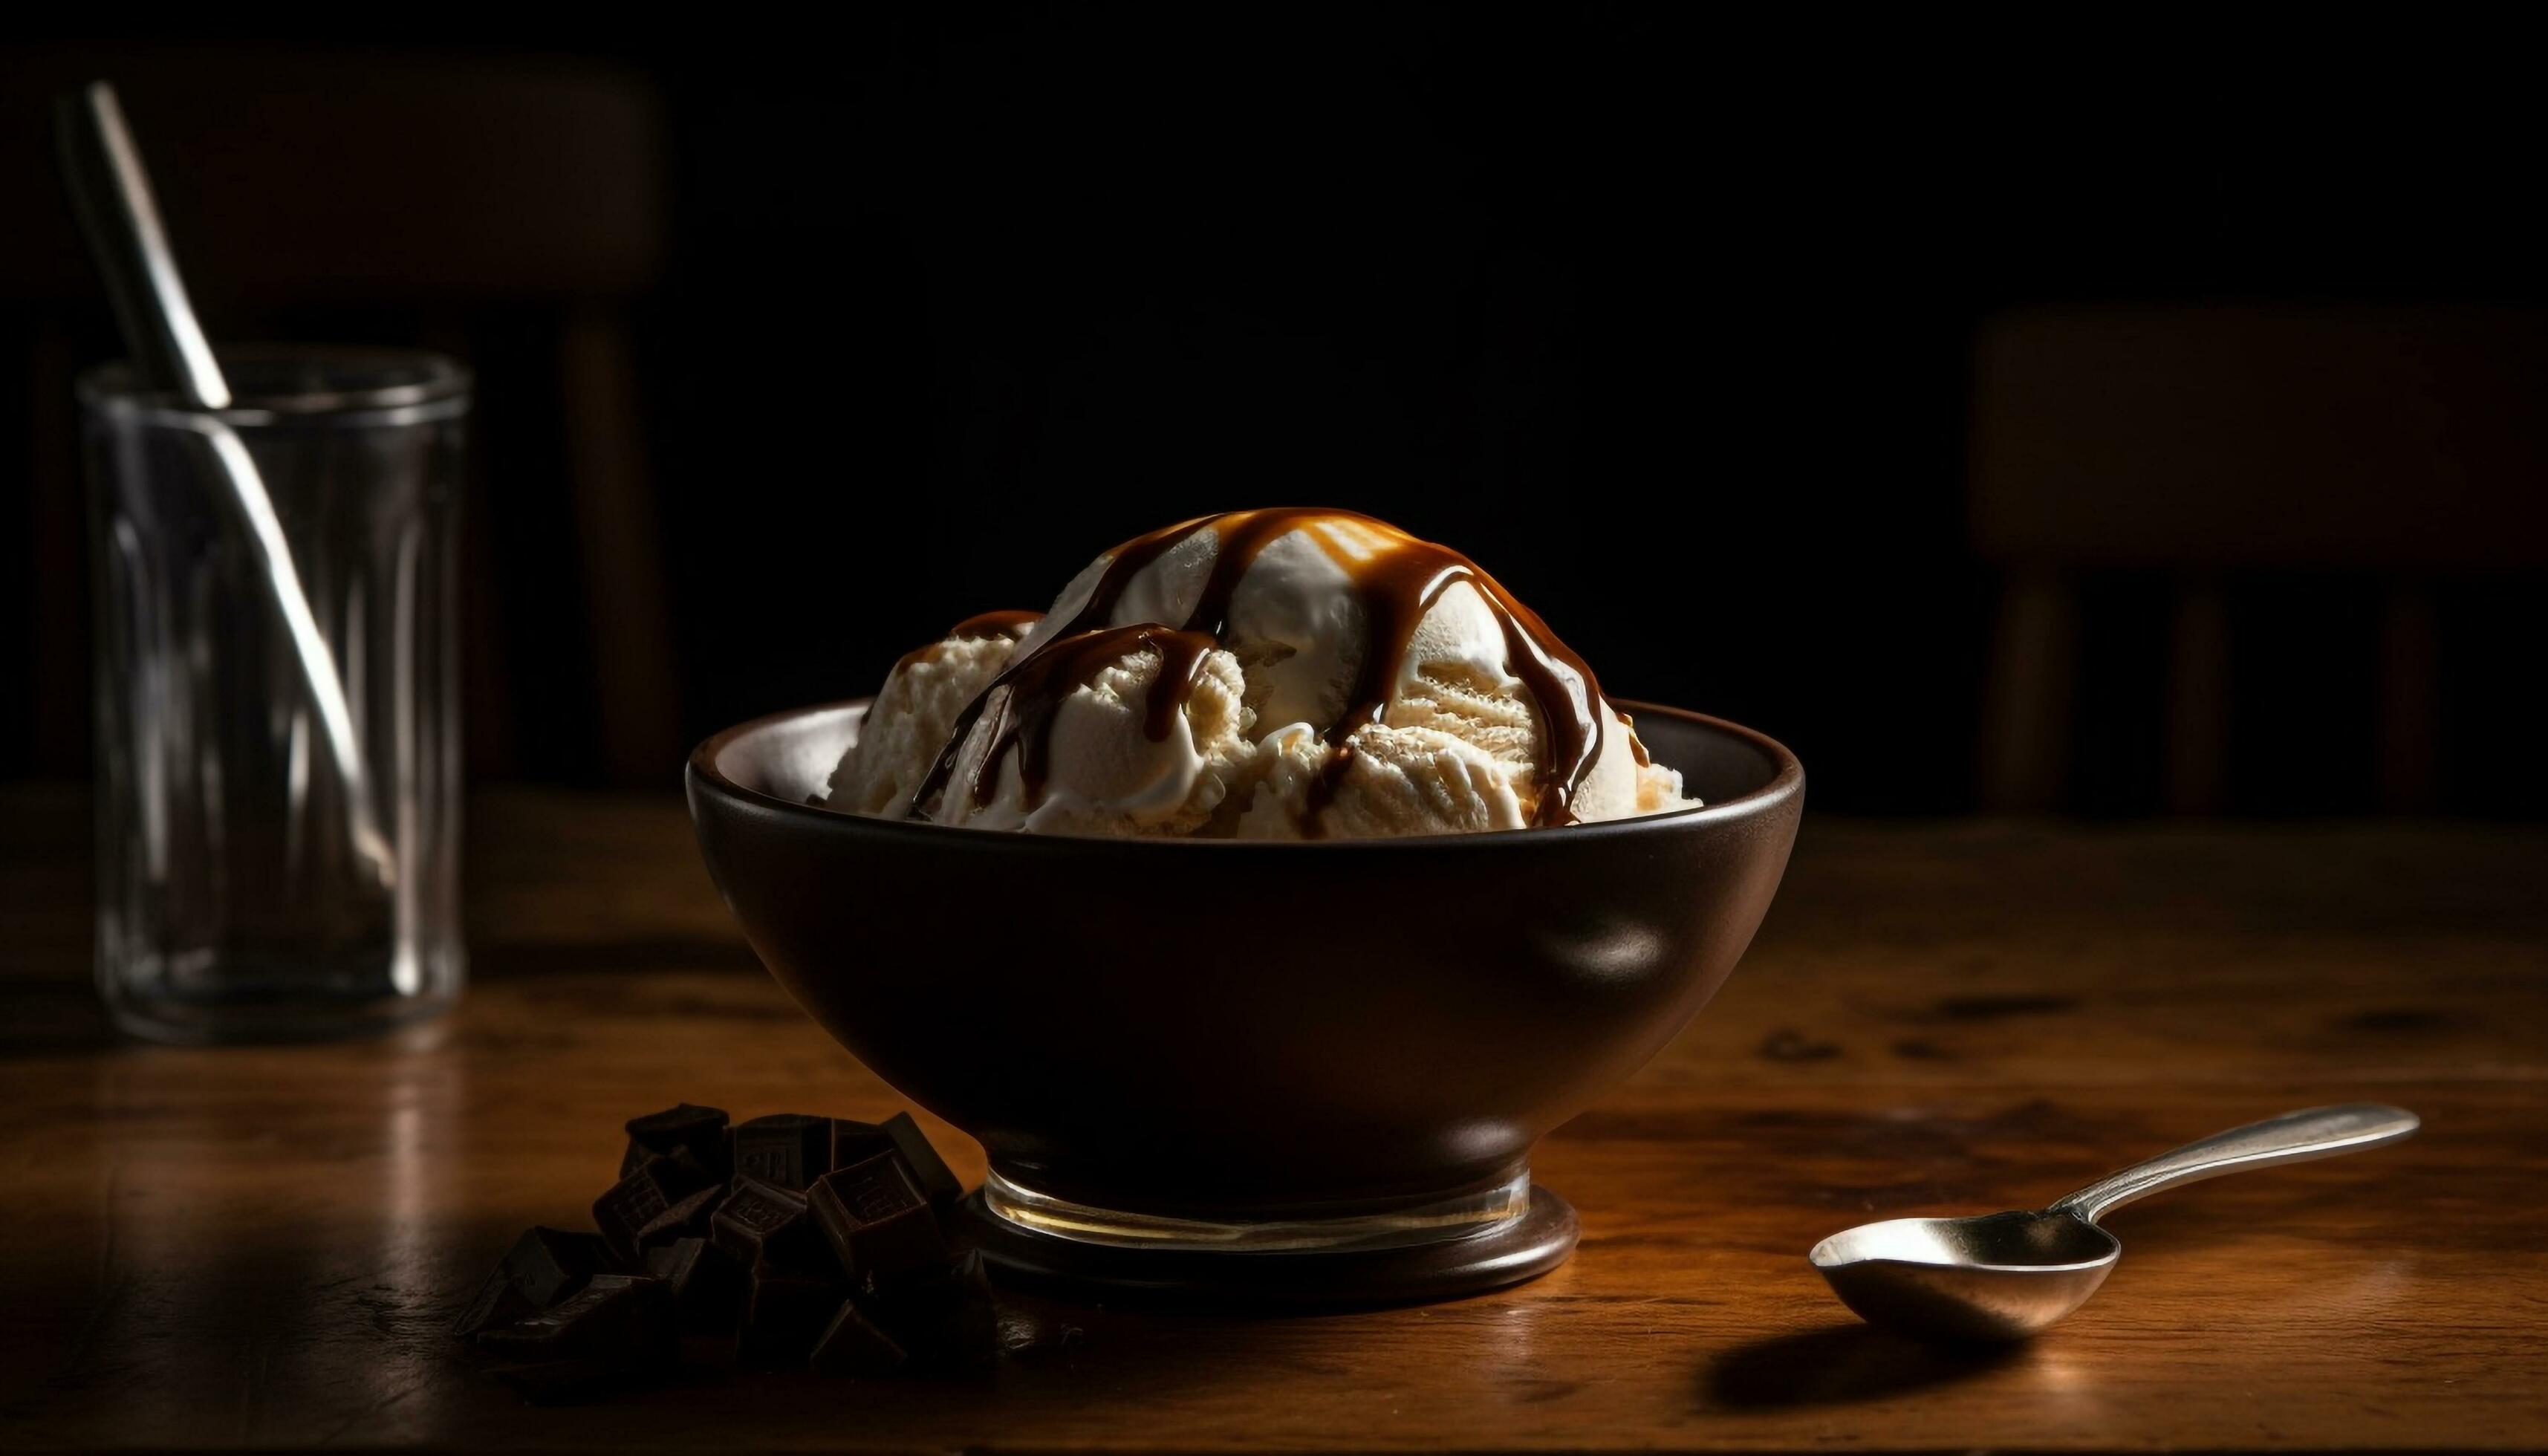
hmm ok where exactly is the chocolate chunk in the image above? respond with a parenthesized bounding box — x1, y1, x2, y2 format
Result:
(452, 1267, 535, 1337)
(477, 1274, 675, 1369)
(455, 1226, 611, 1339)
(643, 1236, 745, 1332)
(503, 1226, 614, 1307)
(594, 1156, 718, 1264)
(878, 1112, 963, 1209)
(641, 1236, 707, 1298)
(709, 1176, 831, 1272)
(874, 1249, 998, 1371)
(829, 1114, 959, 1207)
(633, 1183, 725, 1253)
(729, 1114, 833, 1191)
(735, 1261, 845, 1370)
(620, 1103, 730, 1180)
(808, 1154, 949, 1287)
(829, 1118, 892, 1170)
(808, 1299, 907, 1378)
(619, 1143, 716, 1192)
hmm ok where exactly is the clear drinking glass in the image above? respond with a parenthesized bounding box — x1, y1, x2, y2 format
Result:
(82, 347, 469, 1042)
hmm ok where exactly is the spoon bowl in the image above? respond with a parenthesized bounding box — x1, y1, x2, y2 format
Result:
(1810, 1209, 2120, 1342)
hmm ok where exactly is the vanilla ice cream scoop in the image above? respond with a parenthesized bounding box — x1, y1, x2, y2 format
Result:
(827, 509, 1696, 837)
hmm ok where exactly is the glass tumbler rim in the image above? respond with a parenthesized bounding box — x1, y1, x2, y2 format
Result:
(78, 344, 471, 429)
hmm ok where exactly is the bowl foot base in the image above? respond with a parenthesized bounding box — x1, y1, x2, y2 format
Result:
(958, 1184, 1579, 1307)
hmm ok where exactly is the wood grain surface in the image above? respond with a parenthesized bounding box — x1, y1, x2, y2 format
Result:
(2, 785, 2544, 1452)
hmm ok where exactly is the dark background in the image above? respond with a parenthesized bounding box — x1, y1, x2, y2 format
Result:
(4, 15, 2544, 816)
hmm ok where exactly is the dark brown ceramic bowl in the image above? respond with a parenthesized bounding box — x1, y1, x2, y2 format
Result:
(687, 699, 1801, 1299)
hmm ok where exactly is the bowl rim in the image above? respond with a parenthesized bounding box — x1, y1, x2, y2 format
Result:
(687, 696, 1803, 852)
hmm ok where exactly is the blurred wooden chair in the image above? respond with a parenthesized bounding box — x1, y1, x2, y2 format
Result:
(0, 46, 680, 784)
(1970, 305, 2548, 813)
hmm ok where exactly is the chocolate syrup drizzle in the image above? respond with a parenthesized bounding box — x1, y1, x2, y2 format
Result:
(903, 510, 1616, 831)
(948, 609, 1044, 639)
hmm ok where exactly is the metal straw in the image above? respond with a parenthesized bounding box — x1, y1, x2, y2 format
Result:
(56, 82, 397, 892)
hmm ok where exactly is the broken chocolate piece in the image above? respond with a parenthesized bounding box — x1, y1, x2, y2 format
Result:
(808, 1153, 949, 1287)
(824, 1117, 960, 1207)
(594, 1155, 718, 1263)
(502, 1226, 614, 1307)
(735, 1261, 845, 1370)
(829, 1118, 892, 1170)
(452, 1266, 535, 1337)
(878, 1111, 963, 1209)
(643, 1236, 745, 1331)
(633, 1183, 724, 1253)
(476, 1274, 675, 1369)
(808, 1298, 907, 1378)
(620, 1143, 716, 1192)
(729, 1114, 833, 1191)
(620, 1103, 730, 1180)
(455, 1226, 610, 1339)
(641, 1236, 706, 1298)
(709, 1176, 831, 1271)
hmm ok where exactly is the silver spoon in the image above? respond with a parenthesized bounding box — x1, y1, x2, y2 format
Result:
(1809, 1102, 2419, 1342)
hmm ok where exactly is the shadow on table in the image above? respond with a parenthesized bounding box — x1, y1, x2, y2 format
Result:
(1701, 1322, 2021, 1410)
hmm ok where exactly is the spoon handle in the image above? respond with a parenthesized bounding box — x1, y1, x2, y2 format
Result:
(54, 82, 230, 405)
(53, 82, 397, 891)
(2049, 1103, 2419, 1225)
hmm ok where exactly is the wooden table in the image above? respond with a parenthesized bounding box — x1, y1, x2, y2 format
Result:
(3, 786, 2544, 1452)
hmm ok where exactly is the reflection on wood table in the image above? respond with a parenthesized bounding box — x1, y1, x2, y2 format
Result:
(1, 787, 2543, 1452)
